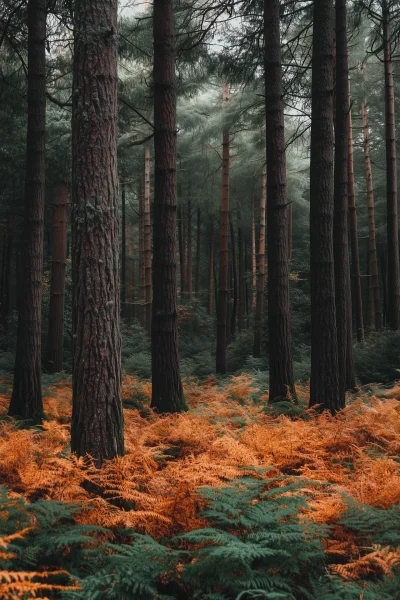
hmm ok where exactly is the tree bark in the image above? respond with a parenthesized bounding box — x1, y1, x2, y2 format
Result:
(309, 0, 341, 413)
(230, 215, 237, 341)
(8, 0, 46, 421)
(348, 86, 364, 342)
(178, 206, 186, 300)
(1, 215, 13, 332)
(121, 182, 127, 319)
(70, 0, 124, 463)
(251, 197, 256, 311)
(253, 167, 266, 359)
(127, 221, 135, 323)
(238, 210, 246, 332)
(195, 206, 201, 297)
(334, 0, 352, 402)
(383, 3, 400, 329)
(264, 0, 296, 402)
(151, 0, 186, 413)
(144, 145, 152, 335)
(138, 178, 145, 327)
(208, 221, 214, 316)
(47, 183, 67, 373)
(186, 191, 192, 299)
(362, 102, 382, 330)
(216, 83, 230, 374)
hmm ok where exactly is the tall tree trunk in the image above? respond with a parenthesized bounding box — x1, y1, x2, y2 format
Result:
(47, 183, 67, 373)
(138, 178, 145, 327)
(230, 216, 237, 341)
(253, 167, 266, 359)
(238, 210, 246, 332)
(265, 0, 296, 402)
(380, 243, 388, 327)
(348, 85, 364, 342)
(334, 0, 352, 403)
(8, 0, 46, 420)
(383, 3, 400, 330)
(182, 205, 188, 299)
(208, 222, 214, 316)
(251, 197, 256, 311)
(195, 206, 201, 297)
(70, 0, 124, 463)
(288, 202, 293, 262)
(362, 102, 382, 330)
(127, 221, 135, 323)
(121, 182, 127, 319)
(309, 0, 341, 413)
(226, 262, 233, 347)
(1, 215, 13, 332)
(151, 0, 186, 412)
(144, 145, 152, 335)
(186, 192, 192, 299)
(178, 206, 186, 300)
(216, 83, 230, 374)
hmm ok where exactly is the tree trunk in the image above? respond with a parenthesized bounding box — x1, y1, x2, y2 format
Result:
(253, 167, 266, 359)
(70, 0, 124, 463)
(309, 0, 341, 413)
(380, 243, 388, 327)
(8, 0, 46, 421)
(208, 222, 214, 316)
(127, 221, 135, 323)
(362, 102, 382, 330)
(288, 202, 293, 262)
(226, 262, 233, 347)
(230, 216, 237, 341)
(333, 0, 352, 403)
(47, 183, 67, 373)
(251, 197, 256, 311)
(348, 85, 364, 342)
(265, 0, 296, 402)
(138, 178, 145, 327)
(1, 215, 13, 332)
(144, 145, 152, 335)
(121, 182, 127, 319)
(186, 192, 192, 299)
(178, 206, 186, 300)
(151, 0, 186, 413)
(238, 210, 246, 332)
(216, 83, 230, 375)
(195, 206, 201, 297)
(383, 3, 400, 330)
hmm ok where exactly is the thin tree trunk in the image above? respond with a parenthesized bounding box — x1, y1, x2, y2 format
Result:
(251, 197, 256, 311)
(47, 183, 67, 373)
(362, 102, 382, 330)
(216, 83, 230, 374)
(334, 0, 352, 403)
(178, 206, 186, 300)
(238, 210, 245, 332)
(309, 0, 341, 413)
(265, 0, 296, 402)
(208, 222, 214, 316)
(348, 85, 364, 342)
(121, 182, 127, 319)
(182, 205, 188, 299)
(127, 221, 135, 323)
(288, 202, 293, 262)
(195, 206, 201, 297)
(1, 215, 13, 332)
(138, 178, 145, 326)
(151, 0, 186, 412)
(253, 167, 266, 359)
(383, 3, 400, 330)
(230, 216, 237, 341)
(144, 145, 152, 335)
(380, 243, 388, 327)
(9, 0, 46, 420)
(186, 192, 192, 299)
(70, 0, 124, 463)
(226, 262, 233, 347)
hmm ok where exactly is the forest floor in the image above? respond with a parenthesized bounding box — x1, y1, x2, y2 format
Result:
(1, 373, 400, 590)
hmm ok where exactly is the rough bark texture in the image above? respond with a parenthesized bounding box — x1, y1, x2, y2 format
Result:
(195, 206, 201, 297)
(208, 222, 214, 316)
(253, 167, 266, 359)
(1, 215, 13, 332)
(362, 102, 382, 330)
(333, 0, 352, 403)
(151, 0, 186, 413)
(265, 0, 296, 402)
(47, 183, 68, 373)
(144, 145, 152, 335)
(238, 210, 246, 331)
(348, 87, 364, 342)
(8, 0, 46, 420)
(383, 4, 400, 330)
(70, 0, 124, 463)
(121, 182, 126, 318)
(216, 84, 230, 374)
(309, 0, 340, 413)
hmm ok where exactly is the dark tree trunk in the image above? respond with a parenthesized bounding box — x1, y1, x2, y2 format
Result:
(383, 4, 400, 329)
(216, 83, 230, 375)
(229, 216, 237, 341)
(362, 102, 382, 330)
(288, 202, 293, 262)
(226, 262, 233, 347)
(265, 0, 296, 402)
(70, 0, 124, 464)
(138, 178, 145, 327)
(251, 197, 256, 312)
(121, 182, 127, 319)
(195, 206, 201, 297)
(253, 168, 266, 359)
(151, 0, 186, 413)
(1, 215, 13, 332)
(380, 243, 388, 327)
(186, 192, 193, 300)
(8, 0, 46, 421)
(238, 210, 245, 332)
(127, 221, 135, 323)
(208, 222, 214, 316)
(47, 183, 67, 373)
(309, 0, 341, 413)
(178, 206, 186, 300)
(348, 86, 364, 342)
(333, 0, 352, 403)
(144, 145, 152, 335)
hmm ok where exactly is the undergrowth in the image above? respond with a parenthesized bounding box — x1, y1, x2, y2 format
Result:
(0, 374, 400, 598)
